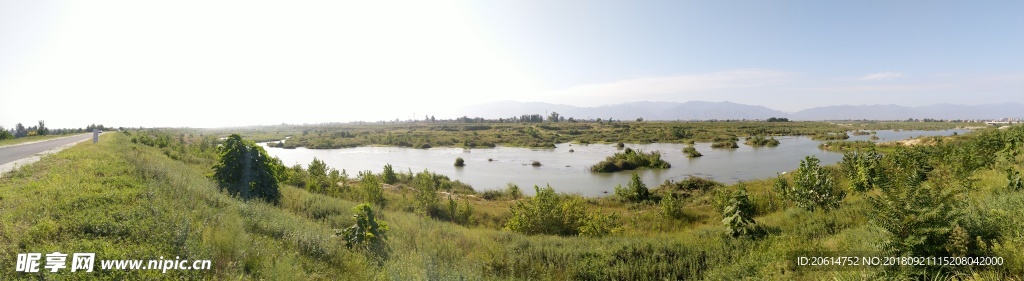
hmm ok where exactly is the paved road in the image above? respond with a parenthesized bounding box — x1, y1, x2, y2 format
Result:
(0, 134, 93, 165)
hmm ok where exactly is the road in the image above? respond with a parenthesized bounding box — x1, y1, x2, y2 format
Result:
(0, 134, 93, 166)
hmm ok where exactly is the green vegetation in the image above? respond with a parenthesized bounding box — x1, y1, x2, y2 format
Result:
(614, 173, 651, 202)
(339, 204, 389, 260)
(454, 157, 465, 167)
(810, 132, 850, 140)
(721, 185, 761, 238)
(212, 134, 284, 204)
(818, 140, 885, 151)
(683, 145, 702, 157)
(589, 148, 671, 172)
(4, 123, 1023, 279)
(744, 135, 780, 147)
(505, 185, 618, 237)
(711, 135, 739, 148)
(774, 156, 845, 212)
(220, 120, 979, 150)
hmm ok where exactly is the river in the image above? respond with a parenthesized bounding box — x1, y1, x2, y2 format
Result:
(260, 129, 969, 196)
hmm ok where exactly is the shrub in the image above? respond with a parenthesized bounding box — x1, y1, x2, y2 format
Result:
(531, 160, 542, 167)
(615, 173, 650, 202)
(660, 194, 684, 219)
(868, 176, 959, 257)
(711, 141, 738, 148)
(589, 148, 671, 172)
(381, 163, 398, 184)
(454, 157, 465, 167)
(359, 172, 386, 207)
(212, 134, 284, 204)
(775, 156, 845, 212)
(744, 135, 780, 147)
(505, 182, 523, 199)
(841, 148, 883, 193)
(339, 204, 389, 258)
(505, 185, 618, 236)
(683, 146, 702, 158)
(721, 186, 760, 238)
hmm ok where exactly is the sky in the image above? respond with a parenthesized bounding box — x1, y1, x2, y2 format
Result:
(1, 0, 1022, 129)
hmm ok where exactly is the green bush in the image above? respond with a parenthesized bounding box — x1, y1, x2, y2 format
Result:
(683, 146, 703, 157)
(744, 135, 779, 147)
(841, 148, 883, 193)
(339, 203, 389, 259)
(454, 157, 465, 167)
(382, 163, 398, 184)
(615, 173, 650, 202)
(775, 156, 845, 212)
(505, 185, 618, 236)
(660, 194, 684, 219)
(721, 186, 760, 238)
(590, 148, 671, 172)
(359, 172, 386, 207)
(212, 134, 284, 204)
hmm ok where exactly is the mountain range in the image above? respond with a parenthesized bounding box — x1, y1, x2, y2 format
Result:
(458, 101, 1024, 121)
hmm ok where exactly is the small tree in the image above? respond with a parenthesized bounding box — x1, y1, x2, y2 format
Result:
(454, 157, 465, 167)
(615, 173, 650, 202)
(777, 156, 845, 212)
(307, 158, 329, 193)
(381, 163, 398, 184)
(721, 186, 759, 238)
(340, 204, 389, 258)
(212, 134, 284, 204)
(360, 172, 386, 207)
(660, 194, 684, 219)
(841, 148, 882, 193)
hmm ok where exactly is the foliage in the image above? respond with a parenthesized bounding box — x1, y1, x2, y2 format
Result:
(841, 148, 883, 193)
(775, 156, 845, 212)
(721, 186, 760, 238)
(744, 135, 779, 147)
(359, 172, 386, 207)
(710, 140, 738, 148)
(660, 194, 684, 219)
(819, 140, 882, 151)
(212, 134, 284, 204)
(446, 195, 474, 225)
(505, 185, 618, 237)
(615, 173, 651, 202)
(340, 203, 389, 258)
(683, 146, 702, 157)
(413, 170, 442, 216)
(868, 175, 960, 257)
(381, 163, 398, 184)
(481, 183, 523, 200)
(589, 148, 671, 172)
(811, 133, 849, 140)
(454, 157, 465, 167)
(1008, 167, 1023, 192)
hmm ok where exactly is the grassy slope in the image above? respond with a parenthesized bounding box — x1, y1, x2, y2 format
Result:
(2, 130, 1021, 280)
(0, 134, 72, 147)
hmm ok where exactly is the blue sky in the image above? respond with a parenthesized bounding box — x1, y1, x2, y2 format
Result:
(1, 0, 1022, 128)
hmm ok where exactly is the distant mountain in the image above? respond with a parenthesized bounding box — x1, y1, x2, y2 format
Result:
(460, 101, 787, 121)
(457, 101, 1024, 121)
(790, 103, 1024, 120)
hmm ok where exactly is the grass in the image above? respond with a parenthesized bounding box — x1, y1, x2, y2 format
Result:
(2, 125, 1021, 280)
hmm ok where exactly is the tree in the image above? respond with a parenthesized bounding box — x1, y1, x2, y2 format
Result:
(0, 126, 11, 140)
(413, 170, 440, 216)
(212, 134, 284, 204)
(721, 186, 760, 238)
(548, 111, 560, 123)
(841, 148, 883, 193)
(307, 157, 329, 193)
(339, 204, 389, 258)
(36, 120, 48, 136)
(614, 173, 650, 202)
(660, 194, 684, 219)
(360, 172, 386, 207)
(776, 156, 845, 212)
(868, 172, 959, 257)
(14, 123, 27, 138)
(381, 164, 398, 184)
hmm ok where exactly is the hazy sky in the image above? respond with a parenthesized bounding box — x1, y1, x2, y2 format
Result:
(1, 0, 1022, 128)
